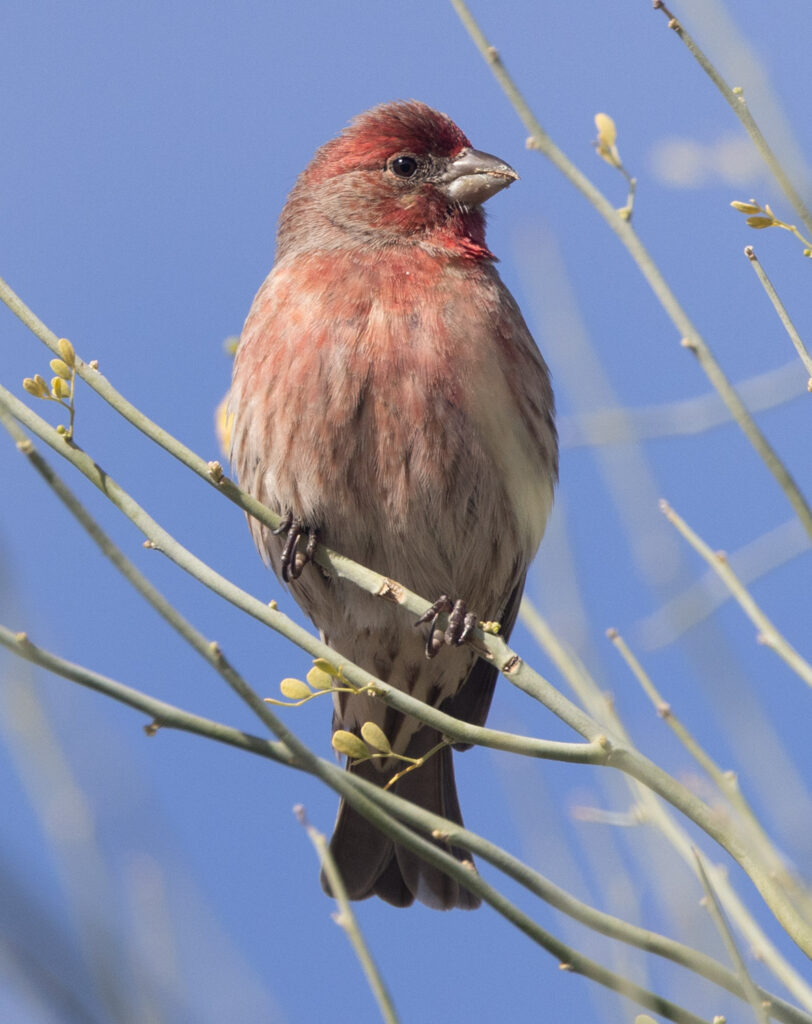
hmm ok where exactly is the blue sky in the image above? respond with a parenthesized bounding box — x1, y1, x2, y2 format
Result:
(2, 2, 812, 1021)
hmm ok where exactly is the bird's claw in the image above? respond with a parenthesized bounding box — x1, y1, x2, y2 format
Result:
(273, 511, 319, 582)
(416, 595, 479, 659)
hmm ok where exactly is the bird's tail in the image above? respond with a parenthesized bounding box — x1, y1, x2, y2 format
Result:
(321, 728, 480, 910)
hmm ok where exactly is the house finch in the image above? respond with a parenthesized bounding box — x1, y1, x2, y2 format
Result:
(230, 101, 557, 909)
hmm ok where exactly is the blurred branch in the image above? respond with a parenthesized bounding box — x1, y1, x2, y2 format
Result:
(0, 625, 296, 766)
(294, 806, 400, 1024)
(744, 247, 812, 384)
(449, 0, 812, 544)
(661, 500, 812, 691)
(638, 517, 809, 649)
(0, 667, 140, 1022)
(0, 851, 111, 1024)
(559, 360, 807, 448)
(651, 1, 812, 238)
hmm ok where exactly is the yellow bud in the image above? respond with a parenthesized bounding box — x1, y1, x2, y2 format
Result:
(279, 677, 312, 700)
(746, 215, 775, 229)
(57, 338, 76, 367)
(360, 721, 392, 754)
(50, 358, 72, 380)
(313, 657, 341, 676)
(730, 200, 761, 214)
(23, 377, 45, 397)
(52, 377, 71, 399)
(34, 374, 49, 394)
(594, 112, 617, 148)
(594, 112, 621, 169)
(306, 666, 334, 691)
(214, 394, 234, 456)
(331, 730, 370, 760)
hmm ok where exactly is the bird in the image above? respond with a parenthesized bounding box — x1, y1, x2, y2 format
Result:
(229, 100, 557, 909)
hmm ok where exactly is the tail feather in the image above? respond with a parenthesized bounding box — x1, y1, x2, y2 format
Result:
(322, 758, 397, 902)
(393, 740, 480, 910)
(321, 729, 480, 910)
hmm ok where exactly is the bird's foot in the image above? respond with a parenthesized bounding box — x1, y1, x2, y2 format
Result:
(272, 511, 319, 582)
(415, 595, 478, 659)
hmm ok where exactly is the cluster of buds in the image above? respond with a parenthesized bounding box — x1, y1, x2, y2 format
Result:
(332, 721, 392, 761)
(22, 338, 78, 438)
(270, 657, 443, 785)
(730, 199, 812, 257)
(269, 658, 357, 707)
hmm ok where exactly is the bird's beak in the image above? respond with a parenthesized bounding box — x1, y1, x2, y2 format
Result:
(440, 147, 519, 206)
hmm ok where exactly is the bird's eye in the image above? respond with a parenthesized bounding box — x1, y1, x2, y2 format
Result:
(389, 155, 419, 178)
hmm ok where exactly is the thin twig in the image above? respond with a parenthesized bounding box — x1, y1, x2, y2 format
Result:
(638, 518, 809, 648)
(694, 849, 770, 1024)
(607, 628, 761, 823)
(294, 806, 400, 1024)
(744, 247, 812, 385)
(0, 624, 295, 766)
(661, 500, 812, 691)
